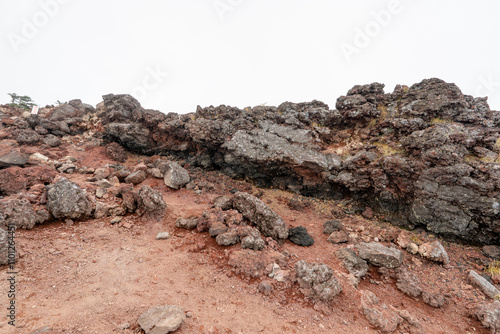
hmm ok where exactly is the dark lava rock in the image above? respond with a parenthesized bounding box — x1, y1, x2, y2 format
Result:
(288, 226, 314, 246)
(323, 220, 343, 234)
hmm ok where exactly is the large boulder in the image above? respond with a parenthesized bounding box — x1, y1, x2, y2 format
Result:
(46, 178, 92, 220)
(0, 147, 28, 169)
(163, 162, 190, 190)
(0, 198, 48, 229)
(136, 186, 167, 217)
(295, 260, 342, 302)
(232, 192, 288, 240)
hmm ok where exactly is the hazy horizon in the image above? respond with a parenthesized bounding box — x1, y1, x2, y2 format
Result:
(1, 0, 499, 114)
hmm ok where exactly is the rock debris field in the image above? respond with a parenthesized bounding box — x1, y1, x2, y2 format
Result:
(1, 78, 500, 333)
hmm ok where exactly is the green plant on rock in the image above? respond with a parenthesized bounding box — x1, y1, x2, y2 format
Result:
(8, 93, 36, 111)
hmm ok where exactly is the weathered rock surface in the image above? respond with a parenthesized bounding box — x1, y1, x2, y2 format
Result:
(138, 305, 186, 334)
(474, 301, 500, 334)
(136, 186, 167, 218)
(323, 220, 343, 234)
(396, 268, 422, 298)
(0, 147, 28, 168)
(175, 217, 198, 230)
(356, 242, 403, 268)
(469, 270, 500, 299)
(418, 241, 449, 264)
(5, 78, 500, 244)
(295, 260, 342, 302)
(46, 178, 92, 220)
(163, 162, 190, 189)
(68, 78, 500, 244)
(125, 170, 147, 185)
(0, 198, 48, 229)
(233, 192, 288, 240)
(359, 290, 403, 333)
(288, 226, 314, 246)
(336, 248, 368, 279)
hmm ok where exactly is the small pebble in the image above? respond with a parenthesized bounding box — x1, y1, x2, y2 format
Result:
(156, 232, 171, 240)
(110, 217, 122, 225)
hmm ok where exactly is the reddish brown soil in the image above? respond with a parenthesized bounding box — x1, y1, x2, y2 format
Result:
(0, 141, 492, 334)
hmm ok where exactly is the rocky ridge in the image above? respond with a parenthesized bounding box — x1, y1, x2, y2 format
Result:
(1, 78, 500, 333)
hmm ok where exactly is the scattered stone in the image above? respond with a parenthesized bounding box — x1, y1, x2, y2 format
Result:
(138, 305, 186, 334)
(163, 162, 190, 189)
(148, 167, 163, 179)
(118, 184, 136, 213)
(362, 207, 374, 219)
(288, 226, 314, 246)
(213, 195, 233, 210)
(408, 243, 419, 254)
(418, 241, 449, 264)
(483, 245, 500, 259)
(295, 260, 342, 302)
(356, 242, 403, 269)
(156, 232, 171, 240)
(175, 217, 198, 230)
(42, 134, 61, 147)
(474, 301, 500, 333)
(240, 228, 266, 251)
(396, 268, 422, 298)
(0, 148, 29, 168)
(273, 270, 290, 282)
(215, 230, 239, 246)
(16, 129, 40, 145)
(136, 185, 167, 218)
(268, 263, 281, 278)
(359, 290, 403, 333)
(94, 202, 126, 219)
(396, 231, 411, 249)
(93, 167, 112, 181)
(323, 220, 343, 234)
(209, 222, 228, 237)
(0, 198, 48, 229)
(125, 170, 147, 184)
(327, 230, 349, 244)
(258, 281, 273, 296)
(421, 291, 445, 308)
(233, 192, 288, 240)
(65, 219, 74, 226)
(468, 270, 500, 299)
(106, 142, 128, 163)
(57, 163, 77, 174)
(228, 249, 284, 278)
(336, 248, 369, 279)
(46, 178, 92, 220)
(111, 217, 122, 224)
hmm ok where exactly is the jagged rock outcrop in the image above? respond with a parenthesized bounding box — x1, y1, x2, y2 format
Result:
(3, 78, 499, 244)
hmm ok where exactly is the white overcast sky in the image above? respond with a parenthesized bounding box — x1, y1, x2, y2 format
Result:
(1, 0, 499, 113)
